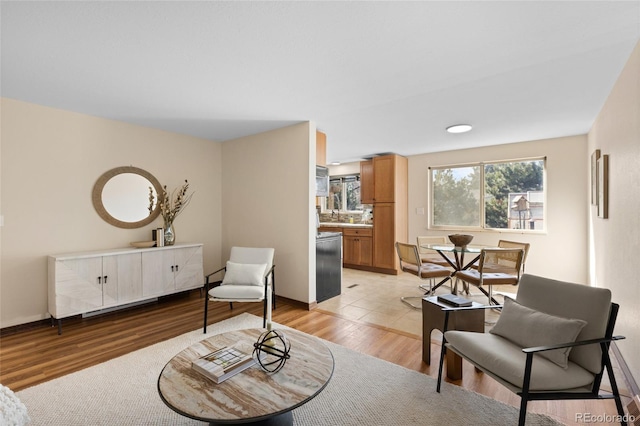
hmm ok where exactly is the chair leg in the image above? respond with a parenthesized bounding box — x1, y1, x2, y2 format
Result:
(401, 296, 422, 309)
(272, 272, 276, 310)
(203, 296, 209, 334)
(263, 297, 267, 328)
(418, 283, 431, 295)
(436, 341, 447, 392)
(477, 286, 501, 305)
(518, 397, 528, 426)
(418, 278, 434, 295)
(461, 279, 470, 295)
(603, 345, 627, 424)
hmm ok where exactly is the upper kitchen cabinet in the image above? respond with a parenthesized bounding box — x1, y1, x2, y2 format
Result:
(360, 154, 408, 203)
(360, 160, 374, 204)
(316, 131, 327, 166)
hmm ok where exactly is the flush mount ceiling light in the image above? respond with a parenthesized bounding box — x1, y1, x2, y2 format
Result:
(446, 124, 472, 134)
(330, 161, 341, 166)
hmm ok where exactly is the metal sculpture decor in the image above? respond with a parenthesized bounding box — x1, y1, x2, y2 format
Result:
(253, 328, 291, 373)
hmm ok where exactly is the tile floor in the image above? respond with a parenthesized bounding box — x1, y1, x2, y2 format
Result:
(317, 267, 509, 337)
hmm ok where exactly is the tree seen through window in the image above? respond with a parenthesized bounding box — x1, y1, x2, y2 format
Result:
(430, 159, 545, 230)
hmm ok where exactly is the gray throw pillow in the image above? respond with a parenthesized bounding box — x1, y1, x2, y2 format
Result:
(489, 297, 587, 368)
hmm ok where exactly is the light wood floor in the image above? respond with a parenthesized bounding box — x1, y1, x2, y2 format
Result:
(0, 279, 628, 426)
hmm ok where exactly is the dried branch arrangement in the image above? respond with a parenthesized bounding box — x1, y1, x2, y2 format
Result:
(160, 180, 194, 225)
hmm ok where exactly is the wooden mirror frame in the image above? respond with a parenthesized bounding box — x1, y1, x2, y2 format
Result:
(92, 166, 163, 229)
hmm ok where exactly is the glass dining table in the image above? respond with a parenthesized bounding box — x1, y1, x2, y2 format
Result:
(419, 244, 488, 294)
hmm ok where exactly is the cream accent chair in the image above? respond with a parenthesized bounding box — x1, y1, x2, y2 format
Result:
(436, 274, 626, 426)
(396, 242, 452, 309)
(454, 248, 524, 305)
(203, 247, 275, 333)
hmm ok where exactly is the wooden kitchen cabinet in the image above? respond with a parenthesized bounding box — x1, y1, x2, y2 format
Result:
(316, 131, 327, 166)
(373, 203, 398, 270)
(373, 155, 397, 202)
(343, 228, 373, 267)
(360, 160, 374, 204)
(360, 154, 407, 203)
(359, 154, 408, 274)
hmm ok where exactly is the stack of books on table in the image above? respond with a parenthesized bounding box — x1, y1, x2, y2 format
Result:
(191, 342, 258, 384)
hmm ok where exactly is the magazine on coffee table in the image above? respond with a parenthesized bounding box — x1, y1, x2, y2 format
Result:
(192, 341, 259, 384)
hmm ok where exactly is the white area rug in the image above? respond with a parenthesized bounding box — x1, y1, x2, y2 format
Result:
(17, 313, 562, 425)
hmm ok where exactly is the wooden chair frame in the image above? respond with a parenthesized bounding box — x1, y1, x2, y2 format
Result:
(455, 248, 524, 305)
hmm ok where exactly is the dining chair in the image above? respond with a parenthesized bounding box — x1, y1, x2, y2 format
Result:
(396, 242, 452, 309)
(416, 236, 455, 293)
(203, 247, 275, 332)
(472, 239, 530, 274)
(416, 236, 454, 267)
(454, 248, 524, 306)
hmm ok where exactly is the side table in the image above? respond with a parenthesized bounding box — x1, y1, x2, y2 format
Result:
(422, 296, 484, 380)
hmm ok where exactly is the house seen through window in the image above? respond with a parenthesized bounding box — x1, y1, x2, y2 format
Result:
(429, 158, 545, 231)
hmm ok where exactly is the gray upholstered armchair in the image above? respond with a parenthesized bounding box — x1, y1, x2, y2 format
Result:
(436, 274, 626, 426)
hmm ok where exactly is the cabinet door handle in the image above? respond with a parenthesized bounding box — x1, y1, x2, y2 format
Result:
(97, 276, 101, 284)
(104, 275, 108, 283)
(175, 265, 179, 271)
(171, 265, 174, 272)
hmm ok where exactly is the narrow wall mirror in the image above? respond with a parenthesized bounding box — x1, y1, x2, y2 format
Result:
(92, 166, 163, 229)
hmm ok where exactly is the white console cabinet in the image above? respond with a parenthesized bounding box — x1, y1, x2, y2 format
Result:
(48, 243, 203, 333)
(141, 245, 204, 297)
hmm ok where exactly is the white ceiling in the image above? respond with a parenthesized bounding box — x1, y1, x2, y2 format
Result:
(2, 1, 639, 163)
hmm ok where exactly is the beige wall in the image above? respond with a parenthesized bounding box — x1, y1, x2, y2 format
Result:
(408, 135, 589, 284)
(588, 41, 640, 383)
(221, 122, 316, 303)
(328, 135, 590, 284)
(328, 162, 360, 177)
(0, 98, 222, 327)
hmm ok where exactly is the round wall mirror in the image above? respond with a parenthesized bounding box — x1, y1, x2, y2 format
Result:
(92, 166, 163, 229)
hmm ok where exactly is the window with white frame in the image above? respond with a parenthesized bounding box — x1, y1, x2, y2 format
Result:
(325, 175, 362, 212)
(429, 158, 545, 231)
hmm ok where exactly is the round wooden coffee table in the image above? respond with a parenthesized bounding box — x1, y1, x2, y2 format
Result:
(158, 328, 334, 425)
